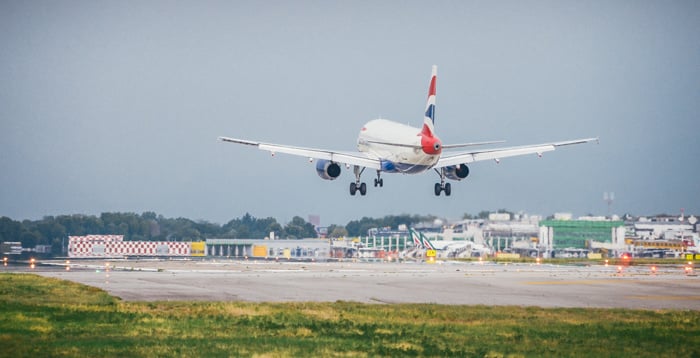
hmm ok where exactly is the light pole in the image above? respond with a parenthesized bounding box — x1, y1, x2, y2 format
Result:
(603, 192, 615, 218)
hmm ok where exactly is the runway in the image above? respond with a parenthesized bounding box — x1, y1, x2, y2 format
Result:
(25, 259, 700, 309)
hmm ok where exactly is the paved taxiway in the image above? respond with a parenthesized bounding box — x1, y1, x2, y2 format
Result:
(22, 260, 700, 309)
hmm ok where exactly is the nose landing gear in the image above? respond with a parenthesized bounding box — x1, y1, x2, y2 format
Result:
(374, 170, 383, 187)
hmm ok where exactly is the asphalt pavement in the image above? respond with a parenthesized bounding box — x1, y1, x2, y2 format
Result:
(15, 259, 698, 309)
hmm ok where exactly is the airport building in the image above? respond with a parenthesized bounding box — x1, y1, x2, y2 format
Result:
(68, 235, 205, 258)
(205, 238, 332, 260)
(538, 219, 626, 250)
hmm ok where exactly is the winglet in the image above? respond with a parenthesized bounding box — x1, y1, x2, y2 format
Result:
(422, 65, 437, 136)
(218, 136, 260, 146)
(552, 137, 599, 147)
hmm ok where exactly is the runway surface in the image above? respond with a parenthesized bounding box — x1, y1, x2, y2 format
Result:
(17, 259, 700, 309)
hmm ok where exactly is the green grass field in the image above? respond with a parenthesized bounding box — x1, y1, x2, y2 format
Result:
(1, 273, 698, 357)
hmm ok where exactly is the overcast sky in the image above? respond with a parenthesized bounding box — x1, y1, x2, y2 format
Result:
(1, 1, 698, 226)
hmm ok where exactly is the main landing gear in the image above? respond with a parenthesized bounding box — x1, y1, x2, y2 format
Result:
(350, 182, 366, 196)
(433, 168, 451, 196)
(349, 166, 367, 196)
(350, 168, 384, 196)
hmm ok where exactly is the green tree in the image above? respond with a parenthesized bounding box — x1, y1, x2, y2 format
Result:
(284, 216, 317, 239)
(20, 231, 40, 248)
(0, 217, 23, 242)
(345, 215, 430, 236)
(328, 225, 348, 238)
(223, 213, 284, 239)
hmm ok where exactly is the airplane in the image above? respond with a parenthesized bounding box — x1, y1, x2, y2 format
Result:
(407, 228, 436, 250)
(219, 66, 597, 196)
(408, 228, 488, 258)
(408, 228, 456, 251)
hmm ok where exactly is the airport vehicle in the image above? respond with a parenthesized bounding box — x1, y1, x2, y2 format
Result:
(220, 66, 597, 196)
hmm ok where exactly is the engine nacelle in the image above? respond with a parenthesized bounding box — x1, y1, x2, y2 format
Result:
(315, 160, 341, 180)
(444, 164, 469, 180)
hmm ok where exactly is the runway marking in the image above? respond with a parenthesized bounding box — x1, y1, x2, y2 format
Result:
(525, 280, 620, 285)
(168, 269, 242, 273)
(626, 295, 700, 301)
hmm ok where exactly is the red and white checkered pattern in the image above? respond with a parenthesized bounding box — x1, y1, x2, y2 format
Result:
(68, 235, 191, 257)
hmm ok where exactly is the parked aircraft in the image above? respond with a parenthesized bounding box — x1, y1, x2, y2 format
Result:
(408, 228, 491, 258)
(220, 66, 597, 196)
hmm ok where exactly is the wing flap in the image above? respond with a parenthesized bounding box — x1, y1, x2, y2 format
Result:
(219, 137, 381, 170)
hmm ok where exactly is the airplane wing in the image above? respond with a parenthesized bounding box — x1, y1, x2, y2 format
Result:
(435, 137, 598, 168)
(218, 137, 382, 170)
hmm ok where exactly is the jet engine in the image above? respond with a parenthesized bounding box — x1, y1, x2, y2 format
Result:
(444, 164, 469, 180)
(315, 160, 341, 180)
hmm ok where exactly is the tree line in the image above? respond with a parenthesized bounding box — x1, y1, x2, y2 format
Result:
(0, 212, 441, 252)
(0, 212, 317, 252)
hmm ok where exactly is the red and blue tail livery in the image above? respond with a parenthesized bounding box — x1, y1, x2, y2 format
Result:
(422, 65, 437, 136)
(220, 66, 598, 196)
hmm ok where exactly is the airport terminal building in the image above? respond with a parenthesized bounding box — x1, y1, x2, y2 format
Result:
(538, 219, 626, 250)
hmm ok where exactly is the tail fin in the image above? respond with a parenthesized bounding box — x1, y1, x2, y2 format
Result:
(419, 231, 436, 250)
(422, 65, 437, 136)
(409, 228, 422, 248)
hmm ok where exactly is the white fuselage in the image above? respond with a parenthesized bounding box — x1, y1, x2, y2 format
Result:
(357, 119, 440, 174)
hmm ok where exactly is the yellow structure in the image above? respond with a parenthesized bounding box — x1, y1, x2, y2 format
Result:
(496, 253, 520, 259)
(685, 253, 700, 261)
(252, 245, 268, 258)
(425, 250, 437, 264)
(190, 242, 206, 257)
(633, 240, 684, 250)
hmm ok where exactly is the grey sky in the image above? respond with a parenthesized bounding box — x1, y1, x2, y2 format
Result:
(1, 1, 699, 226)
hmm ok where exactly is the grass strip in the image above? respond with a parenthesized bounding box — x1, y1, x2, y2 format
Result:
(1, 273, 698, 357)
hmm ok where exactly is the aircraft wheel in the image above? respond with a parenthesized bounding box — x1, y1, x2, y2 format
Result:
(379, 178, 383, 187)
(434, 183, 442, 196)
(445, 183, 452, 196)
(350, 182, 357, 196)
(359, 182, 367, 196)
(374, 178, 379, 187)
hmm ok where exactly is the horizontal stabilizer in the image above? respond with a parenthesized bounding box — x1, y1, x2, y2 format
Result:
(363, 140, 422, 149)
(442, 140, 506, 149)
